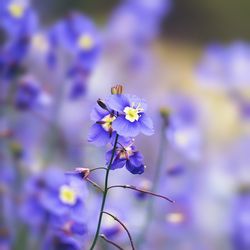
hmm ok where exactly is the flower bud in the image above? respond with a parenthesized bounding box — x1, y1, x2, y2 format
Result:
(160, 107, 170, 127)
(75, 168, 90, 179)
(111, 85, 123, 95)
(97, 99, 108, 110)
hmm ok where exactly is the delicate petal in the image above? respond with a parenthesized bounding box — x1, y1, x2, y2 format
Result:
(110, 157, 127, 170)
(106, 151, 126, 169)
(90, 104, 109, 121)
(126, 161, 145, 175)
(139, 114, 154, 135)
(112, 116, 140, 137)
(107, 94, 130, 112)
(88, 124, 110, 146)
(129, 151, 144, 166)
(127, 94, 147, 111)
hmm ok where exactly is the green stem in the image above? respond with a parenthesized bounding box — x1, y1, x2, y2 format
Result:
(89, 134, 119, 250)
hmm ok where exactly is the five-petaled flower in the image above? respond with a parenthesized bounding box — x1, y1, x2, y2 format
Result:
(106, 141, 145, 174)
(107, 94, 154, 137)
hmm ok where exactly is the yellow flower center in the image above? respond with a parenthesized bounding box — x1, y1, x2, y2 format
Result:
(119, 146, 133, 159)
(31, 34, 49, 52)
(59, 185, 77, 205)
(77, 34, 94, 50)
(101, 114, 116, 132)
(124, 103, 144, 123)
(8, 3, 24, 18)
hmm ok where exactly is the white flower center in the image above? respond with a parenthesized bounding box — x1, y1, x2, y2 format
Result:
(8, 3, 24, 18)
(124, 103, 144, 122)
(59, 185, 77, 205)
(77, 34, 94, 50)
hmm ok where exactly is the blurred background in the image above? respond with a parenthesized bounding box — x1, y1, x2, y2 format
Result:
(0, 0, 250, 249)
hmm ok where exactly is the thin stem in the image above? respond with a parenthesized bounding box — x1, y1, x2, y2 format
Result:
(136, 119, 168, 247)
(102, 211, 135, 250)
(90, 167, 108, 173)
(108, 185, 174, 203)
(85, 178, 104, 193)
(89, 134, 119, 250)
(99, 234, 124, 250)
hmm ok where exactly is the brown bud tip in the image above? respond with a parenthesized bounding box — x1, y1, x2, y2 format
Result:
(160, 107, 170, 126)
(97, 99, 108, 110)
(111, 85, 123, 95)
(75, 168, 90, 179)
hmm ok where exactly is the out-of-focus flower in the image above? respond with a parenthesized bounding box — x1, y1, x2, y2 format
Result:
(14, 76, 51, 111)
(106, 141, 145, 174)
(21, 168, 88, 234)
(197, 42, 250, 87)
(50, 12, 100, 72)
(0, 0, 38, 39)
(43, 232, 81, 250)
(231, 186, 250, 250)
(106, 0, 172, 46)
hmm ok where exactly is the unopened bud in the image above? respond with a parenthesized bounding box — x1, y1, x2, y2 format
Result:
(75, 168, 90, 179)
(97, 99, 108, 110)
(160, 107, 170, 127)
(111, 85, 123, 95)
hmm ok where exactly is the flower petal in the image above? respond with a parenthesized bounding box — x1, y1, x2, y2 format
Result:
(139, 114, 154, 136)
(106, 150, 126, 169)
(88, 124, 110, 146)
(90, 104, 109, 121)
(107, 94, 130, 113)
(129, 151, 144, 166)
(126, 161, 145, 175)
(112, 116, 140, 137)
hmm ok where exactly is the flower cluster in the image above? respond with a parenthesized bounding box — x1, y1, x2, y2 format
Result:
(88, 85, 154, 174)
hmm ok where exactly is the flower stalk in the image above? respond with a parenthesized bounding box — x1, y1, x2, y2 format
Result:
(89, 134, 119, 250)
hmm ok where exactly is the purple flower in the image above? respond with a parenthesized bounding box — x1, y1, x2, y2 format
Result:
(107, 94, 154, 137)
(88, 104, 117, 146)
(50, 12, 100, 71)
(0, 1, 38, 39)
(106, 141, 145, 174)
(21, 168, 88, 234)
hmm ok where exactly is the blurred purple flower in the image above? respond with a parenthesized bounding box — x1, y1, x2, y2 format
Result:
(197, 42, 250, 87)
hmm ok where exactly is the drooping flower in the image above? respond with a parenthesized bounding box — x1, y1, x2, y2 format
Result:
(106, 140, 145, 174)
(107, 94, 154, 137)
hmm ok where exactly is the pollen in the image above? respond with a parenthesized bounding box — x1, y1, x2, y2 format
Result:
(101, 114, 116, 132)
(59, 185, 77, 205)
(8, 3, 24, 18)
(77, 34, 94, 50)
(124, 103, 144, 123)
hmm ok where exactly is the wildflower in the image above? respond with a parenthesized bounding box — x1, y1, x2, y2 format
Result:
(106, 141, 145, 174)
(50, 12, 100, 71)
(88, 104, 117, 146)
(107, 94, 154, 137)
(1, 1, 38, 39)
